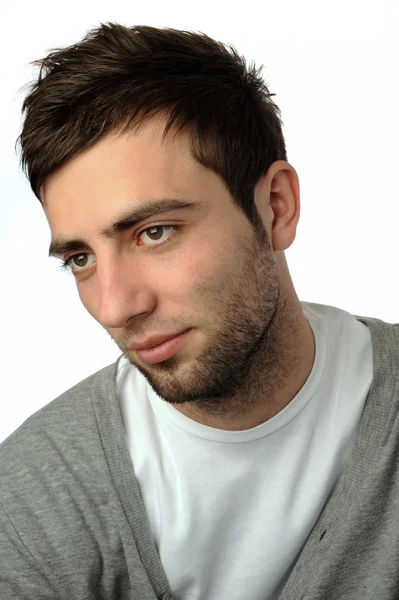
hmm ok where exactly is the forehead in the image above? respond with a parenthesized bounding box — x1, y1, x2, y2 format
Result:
(41, 117, 202, 218)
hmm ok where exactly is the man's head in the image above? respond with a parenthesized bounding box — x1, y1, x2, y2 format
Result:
(18, 23, 311, 427)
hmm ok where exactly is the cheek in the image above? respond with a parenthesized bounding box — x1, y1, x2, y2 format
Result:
(186, 244, 240, 301)
(158, 251, 208, 294)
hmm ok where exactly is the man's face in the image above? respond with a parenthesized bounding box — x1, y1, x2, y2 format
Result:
(42, 117, 281, 409)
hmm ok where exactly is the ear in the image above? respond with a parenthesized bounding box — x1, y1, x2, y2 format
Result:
(254, 160, 300, 252)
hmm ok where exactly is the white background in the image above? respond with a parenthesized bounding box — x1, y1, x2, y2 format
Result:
(1, 0, 398, 442)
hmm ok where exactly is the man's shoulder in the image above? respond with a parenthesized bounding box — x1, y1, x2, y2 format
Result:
(1, 357, 119, 443)
(0, 357, 121, 504)
(354, 313, 399, 368)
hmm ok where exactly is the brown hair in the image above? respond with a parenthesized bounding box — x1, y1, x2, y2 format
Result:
(16, 22, 287, 226)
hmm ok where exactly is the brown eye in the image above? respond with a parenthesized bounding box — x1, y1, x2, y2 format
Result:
(60, 252, 95, 274)
(138, 225, 177, 248)
(146, 227, 164, 240)
(72, 254, 88, 267)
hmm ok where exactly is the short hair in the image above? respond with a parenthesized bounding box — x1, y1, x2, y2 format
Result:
(16, 22, 287, 225)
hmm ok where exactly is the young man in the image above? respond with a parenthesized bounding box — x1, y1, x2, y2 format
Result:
(1, 22, 398, 600)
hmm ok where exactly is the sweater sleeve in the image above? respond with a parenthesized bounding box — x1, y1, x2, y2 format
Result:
(0, 502, 58, 599)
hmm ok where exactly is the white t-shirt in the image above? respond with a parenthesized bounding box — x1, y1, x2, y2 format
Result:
(117, 301, 373, 600)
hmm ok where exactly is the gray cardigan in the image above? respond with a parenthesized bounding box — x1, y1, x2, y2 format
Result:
(1, 312, 399, 599)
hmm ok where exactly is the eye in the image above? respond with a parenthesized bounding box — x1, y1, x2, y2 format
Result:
(59, 253, 95, 273)
(137, 224, 177, 247)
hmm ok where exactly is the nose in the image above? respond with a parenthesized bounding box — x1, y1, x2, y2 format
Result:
(94, 257, 155, 329)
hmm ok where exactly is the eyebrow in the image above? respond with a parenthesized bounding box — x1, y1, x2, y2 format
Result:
(48, 198, 202, 257)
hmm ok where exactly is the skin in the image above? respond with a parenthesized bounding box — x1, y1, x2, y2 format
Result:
(41, 115, 315, 431)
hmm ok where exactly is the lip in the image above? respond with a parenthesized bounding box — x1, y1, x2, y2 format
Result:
(128, 330, 190, 351)
(134, 329, 191, 364)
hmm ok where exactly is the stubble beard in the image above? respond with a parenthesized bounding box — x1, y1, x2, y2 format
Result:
(125, 220, 304, 422)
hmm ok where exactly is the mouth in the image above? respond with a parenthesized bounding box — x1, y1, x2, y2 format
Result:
(135, 329, 192, 365)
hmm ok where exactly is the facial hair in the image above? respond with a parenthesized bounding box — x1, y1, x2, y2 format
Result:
(115, 217, 304, 423)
